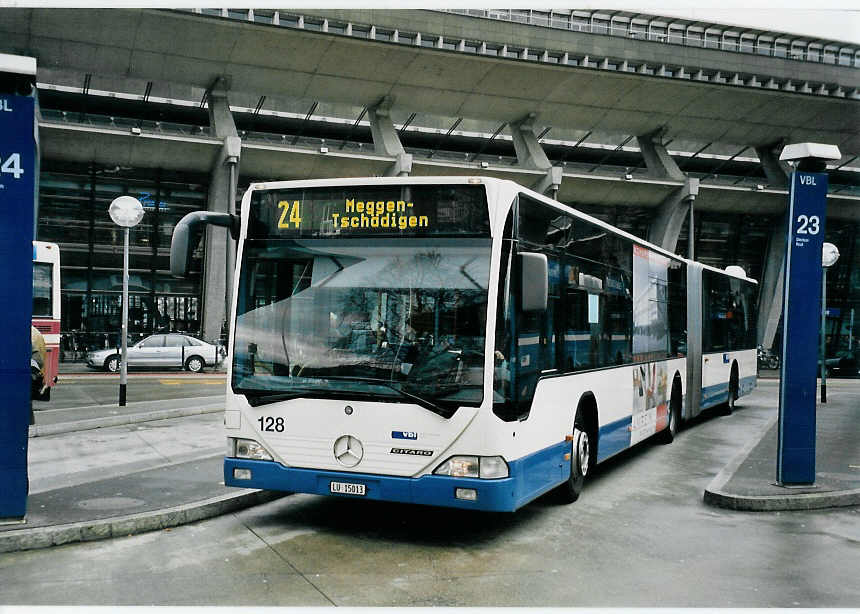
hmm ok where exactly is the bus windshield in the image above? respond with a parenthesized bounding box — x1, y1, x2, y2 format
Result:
(232, 237, 492, 416)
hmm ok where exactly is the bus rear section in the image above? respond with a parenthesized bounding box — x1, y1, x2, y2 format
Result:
(32, 241, 61, 400)
(686, 263, 758, 418)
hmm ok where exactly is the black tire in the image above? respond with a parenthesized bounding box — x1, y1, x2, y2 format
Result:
(105, 355, 120, 373)
(723, 369, 739, 415)
(657, 379, 682, 444)
(185, 355, 205, 373)
(556, 407, 593, 503)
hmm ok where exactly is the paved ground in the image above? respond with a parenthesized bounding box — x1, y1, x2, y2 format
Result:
(0, 377, 857, 606)
(704, 379, 860, 510)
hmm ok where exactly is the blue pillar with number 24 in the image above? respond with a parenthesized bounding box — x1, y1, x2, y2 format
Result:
(777, 170, 828, 485)
(0, 94, 36, 519)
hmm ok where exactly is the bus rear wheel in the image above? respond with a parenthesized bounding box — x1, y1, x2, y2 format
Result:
(723, 368, 739, 415)
(557, 409, 591, 503)
(657, 378, 681, 444)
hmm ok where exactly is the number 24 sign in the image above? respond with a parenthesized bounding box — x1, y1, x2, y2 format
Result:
(0, 153, 24, 179)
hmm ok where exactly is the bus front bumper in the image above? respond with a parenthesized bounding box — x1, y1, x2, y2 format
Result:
(224, 457, 521, 512)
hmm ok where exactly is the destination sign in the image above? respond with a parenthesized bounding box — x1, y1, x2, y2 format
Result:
(248, 184, 490, 239)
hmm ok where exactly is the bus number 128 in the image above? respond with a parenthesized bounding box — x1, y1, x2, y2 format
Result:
(258, 416, 285, 432)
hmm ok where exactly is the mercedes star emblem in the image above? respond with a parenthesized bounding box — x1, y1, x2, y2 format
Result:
(333, 435, 364, 467)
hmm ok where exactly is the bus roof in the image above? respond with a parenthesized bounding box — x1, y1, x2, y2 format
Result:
(33, 241, 60, 263)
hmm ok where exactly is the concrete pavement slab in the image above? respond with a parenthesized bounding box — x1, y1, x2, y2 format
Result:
(30, 395, 224, 436)
(0, 455, 284, 553)
(704, 379, 860, 511)
(2, 376, 856, 555)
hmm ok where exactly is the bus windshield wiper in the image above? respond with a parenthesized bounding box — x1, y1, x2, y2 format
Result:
(320, 376, 457, 419)
(236, 384, 356, 407)
(236, 388, 309, 407)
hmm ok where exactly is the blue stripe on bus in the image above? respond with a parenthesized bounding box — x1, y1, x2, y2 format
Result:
(225, 440, 572, 512)
(739, 375, 757, 396)
(701, 381, 730, 409)
(701, 375, 757, 409)
(224, 371, 758, 512)
(597, 416, 632, 462)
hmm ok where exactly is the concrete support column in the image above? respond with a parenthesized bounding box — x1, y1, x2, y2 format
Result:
(749, 146, 790, 349)
(510, 113, 552, 169)
(647, 177, 699, 253)
(639, 130, 695, 255)
(636, 130, 685, 181)
(755, 144, 790, 187)
(201, 84, 241, 344)
(757, 215, 788, 350)
(368, 98, 412, 177)
(510, 113, 562, 196)
(534, 167, 563, 198)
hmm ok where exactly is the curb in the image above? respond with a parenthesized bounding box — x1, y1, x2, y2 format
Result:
(704, 486, 860, 511)
(29, 404, 224, 437)
(0, 490, 287, 554)
(703, 414, 860, 511)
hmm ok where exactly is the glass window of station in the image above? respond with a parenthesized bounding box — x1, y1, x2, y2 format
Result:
(37, 163, 209, 360)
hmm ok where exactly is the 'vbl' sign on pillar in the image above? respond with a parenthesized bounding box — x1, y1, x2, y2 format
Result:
(777, 170, 828, 485)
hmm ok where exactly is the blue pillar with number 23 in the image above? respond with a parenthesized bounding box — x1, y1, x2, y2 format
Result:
(777, 170, 828, 485)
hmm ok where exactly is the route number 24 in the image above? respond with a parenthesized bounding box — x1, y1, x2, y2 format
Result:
(796, 215, 820, 235)
(278, 200, 302, 229)
(1, 153, 24, 179)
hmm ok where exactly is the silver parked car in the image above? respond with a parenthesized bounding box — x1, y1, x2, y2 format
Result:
(86, 333, 224, 373)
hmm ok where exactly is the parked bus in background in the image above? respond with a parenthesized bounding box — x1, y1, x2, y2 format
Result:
(171, 177, 758, 512)
(32, 240, 60, 400)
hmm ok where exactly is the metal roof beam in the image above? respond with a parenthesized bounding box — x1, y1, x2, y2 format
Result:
(290, 101, 318, 145)
(338, 106, 368, 150)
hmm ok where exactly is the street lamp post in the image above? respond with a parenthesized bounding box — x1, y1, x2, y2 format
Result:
(820, 242, 840, 403)
(108, 196, 144, 406)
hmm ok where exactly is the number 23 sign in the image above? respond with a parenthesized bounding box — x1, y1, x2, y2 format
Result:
(777, 170, 828, 485)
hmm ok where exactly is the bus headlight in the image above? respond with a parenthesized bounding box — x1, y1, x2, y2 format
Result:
(433, 455, 509, 479)
(229, 437, 273, 461)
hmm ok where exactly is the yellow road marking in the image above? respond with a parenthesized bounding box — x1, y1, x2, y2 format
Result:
(159, 379, 225, 385)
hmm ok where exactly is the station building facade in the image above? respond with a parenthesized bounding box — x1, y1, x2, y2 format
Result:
(7, 8, 857, 361)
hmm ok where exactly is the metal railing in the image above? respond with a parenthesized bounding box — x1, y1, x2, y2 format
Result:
(181, 8, 859, 100)
(189, 8, 859, 68)
(442, 8, 859, 68)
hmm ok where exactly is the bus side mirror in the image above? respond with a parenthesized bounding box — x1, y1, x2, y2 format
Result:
(170, 211, 239, 277)
(519, 252, 548, 312)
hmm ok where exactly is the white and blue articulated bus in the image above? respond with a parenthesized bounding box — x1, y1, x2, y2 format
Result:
(171, 177, 758, 512)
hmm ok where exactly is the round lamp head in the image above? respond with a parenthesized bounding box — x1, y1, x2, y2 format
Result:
(822, 242, 840, 268)
(109, 196, 144, 228)
(725, 265, 746, 278)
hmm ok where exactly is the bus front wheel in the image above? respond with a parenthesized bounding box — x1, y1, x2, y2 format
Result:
(557, 408, 592, 503)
